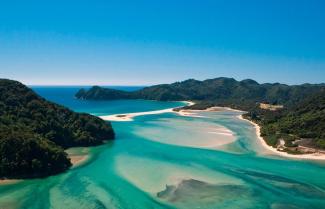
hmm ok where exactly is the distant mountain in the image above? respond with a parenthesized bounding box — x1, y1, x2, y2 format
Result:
(0, 79, 115, 179)
(75, 77, 325, 152)
(76, 77, 325, 109)
(76, 86, 132, 100)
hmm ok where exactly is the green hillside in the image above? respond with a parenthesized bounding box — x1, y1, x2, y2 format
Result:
(249, 91, 325, 151)
(76, 77, 324, 108)
(76, 77, 325, 152)
(0, 79, 115, 178)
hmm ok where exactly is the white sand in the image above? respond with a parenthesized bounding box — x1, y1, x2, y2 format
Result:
(238, 115, 325, 160)
(176, 106, 245, 118)
(185, 106, 325, 160)
(0, 151, 90, 185)
(66, 147, 91, 167)
(206, 106, 244, 113)
(100, 101, 325, 160)
(207, 131, 234, 136)
(100, 108, 176, 121)
(100, 101, 196, 121)
(175, 109, 206, 118)
(69, 155, 89, 167)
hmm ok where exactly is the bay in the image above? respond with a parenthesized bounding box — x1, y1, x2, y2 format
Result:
(0, 87, 324, 209)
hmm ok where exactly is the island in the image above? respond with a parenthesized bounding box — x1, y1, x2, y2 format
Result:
(0, 79, 115, 179)
(75, 77, 325, 155)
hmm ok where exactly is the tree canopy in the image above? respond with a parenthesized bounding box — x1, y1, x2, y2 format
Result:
(76, 77, 325, 151)
(0, 79, 115, 178)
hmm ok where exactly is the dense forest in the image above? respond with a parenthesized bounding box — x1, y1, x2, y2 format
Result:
(246, 91, 325, 152)
(76, 77, 324, 107)
(76, 77, 325, 152)
(0, 79, 115, 179)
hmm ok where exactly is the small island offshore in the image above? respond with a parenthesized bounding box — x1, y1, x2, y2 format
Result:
(0, 79, 115, 180)
(76, 77, 325, 157)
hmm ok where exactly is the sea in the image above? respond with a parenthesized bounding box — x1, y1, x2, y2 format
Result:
(0, 86, 324, 209)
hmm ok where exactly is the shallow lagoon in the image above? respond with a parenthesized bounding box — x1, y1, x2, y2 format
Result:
(0, 87, 324, 209)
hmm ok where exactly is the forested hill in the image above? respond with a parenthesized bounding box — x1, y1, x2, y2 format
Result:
(75, 77, 325, 109)
(75, 77, 325, 152)
(0, 79, 115, 179)
(251, 90, 325, 151)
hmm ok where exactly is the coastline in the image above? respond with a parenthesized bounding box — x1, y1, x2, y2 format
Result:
(66, 147, 91, 168)
(100, 108, 174, 121)
(175, 105, 325, 161)
(99, 101, 196, 121)
(0, 150, 90, 185)
(69, 154, 89, 167)
(101, 101, 325, 161)
(237, 115, 325, 160)
(0, 179, 22, 185)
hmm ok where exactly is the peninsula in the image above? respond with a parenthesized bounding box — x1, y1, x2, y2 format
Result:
(75, 77, 325, 156)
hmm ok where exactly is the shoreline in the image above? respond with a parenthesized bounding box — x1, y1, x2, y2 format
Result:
(0, 150, 89, 185)
(99, 101, 195, 121)
(66, 147, 91, 168)
(237, 115, 325, 160)
(100, 108, 175, 121)
(69, 154, 89, 167)
(0, 179, 22, 185)
(172, 105, 325, 161)
(100, 101, 325, 160)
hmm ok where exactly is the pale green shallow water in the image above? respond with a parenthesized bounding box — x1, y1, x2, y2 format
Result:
(0, 87, 324, 209)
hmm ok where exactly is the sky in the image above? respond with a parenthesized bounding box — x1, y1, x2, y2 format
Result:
(0, 0, 324, 85)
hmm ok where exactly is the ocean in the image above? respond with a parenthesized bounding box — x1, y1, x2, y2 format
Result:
(0, 86, 324, 209)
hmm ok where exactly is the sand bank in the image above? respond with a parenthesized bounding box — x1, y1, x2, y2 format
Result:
(171, 105, 325, 160)
(100, 108, 176, 121)
(69, 155, 89, 167)
(99, 100, 325, 160)
(175, 106, 244, 119)
(100, 101, 196, 121)
(66, 147, 90, 167)
(0, 179, 22, 185)
(99, 102, 242, 122)
(175, 109, 207, 118)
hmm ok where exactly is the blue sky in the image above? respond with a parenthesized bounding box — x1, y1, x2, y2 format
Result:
(0, 0, 324, 85)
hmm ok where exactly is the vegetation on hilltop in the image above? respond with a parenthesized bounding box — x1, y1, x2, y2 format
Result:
(76, 77, 324, 107)
(76, 86, 131, 100)
(76, 77, 325, 152)
(0, 79, 115, 178)
(247, 91, 325, 151)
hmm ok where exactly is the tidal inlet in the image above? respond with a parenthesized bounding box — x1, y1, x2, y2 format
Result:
(1, 1, 325, 209)
(0, 87, 324, 209)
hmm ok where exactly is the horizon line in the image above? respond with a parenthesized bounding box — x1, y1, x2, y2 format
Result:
(3, 77, 324, 86)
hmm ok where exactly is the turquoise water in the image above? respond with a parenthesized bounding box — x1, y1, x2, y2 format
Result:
(0, 87, 324, 209)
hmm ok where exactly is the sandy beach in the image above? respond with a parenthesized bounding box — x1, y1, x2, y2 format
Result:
(66, 147, 91, 167)
(100, 102, 325, 161)
(69, 155, 89, 167)
(0, 151, 89, 185)
(0, 179, 22, 185)
(100, 101, 196, 121)
(99, 101, 241, 122)
(237, 115, 325, 160)
(174, 109, 207, 118)
(170, 105, 325, 161)
(100, 108, 176, 121)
